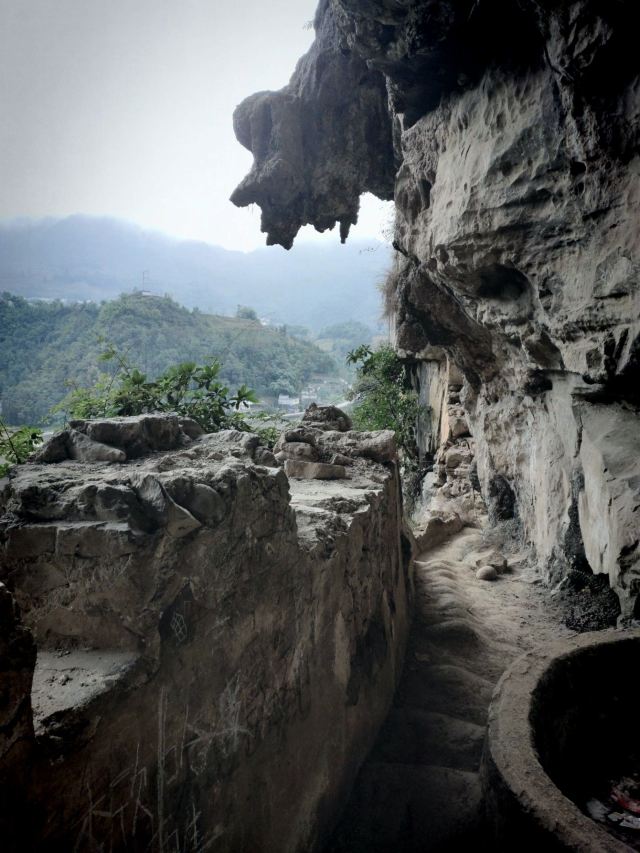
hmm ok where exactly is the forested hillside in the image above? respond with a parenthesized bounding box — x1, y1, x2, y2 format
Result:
(0, 292, 336, 424)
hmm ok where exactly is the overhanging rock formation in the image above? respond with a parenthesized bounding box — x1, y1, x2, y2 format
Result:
(0, 415, 410, 852)
(232, 0, 640, 619)
(229, 0, 395, 248)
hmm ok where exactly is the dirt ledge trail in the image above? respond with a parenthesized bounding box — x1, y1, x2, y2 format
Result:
(326, 526, 572, 852)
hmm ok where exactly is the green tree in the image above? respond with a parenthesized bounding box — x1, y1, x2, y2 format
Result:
(346, 344, 421, 458)
(0, 292, 337, 424)
(236, 305, 258, 321)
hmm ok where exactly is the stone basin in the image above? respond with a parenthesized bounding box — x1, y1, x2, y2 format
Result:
(483, 629, 640, 852)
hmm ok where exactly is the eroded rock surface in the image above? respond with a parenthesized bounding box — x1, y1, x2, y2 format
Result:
(0, 416, 410, 852)
(233, 0, 640, 620)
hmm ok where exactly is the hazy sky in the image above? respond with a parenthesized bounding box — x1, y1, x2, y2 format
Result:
(0, 0, 391, 251)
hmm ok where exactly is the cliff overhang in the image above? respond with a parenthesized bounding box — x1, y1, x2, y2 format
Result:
(231, 0, 640, 617)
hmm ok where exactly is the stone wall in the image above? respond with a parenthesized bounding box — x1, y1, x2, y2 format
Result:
(231, 0, 640, 621)
(0, 415, 410, 852)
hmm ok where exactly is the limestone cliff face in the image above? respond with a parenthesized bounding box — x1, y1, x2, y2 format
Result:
(232, 0, 640, 619)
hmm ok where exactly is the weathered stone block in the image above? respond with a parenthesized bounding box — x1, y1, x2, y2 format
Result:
(31, 431, 69, 464)
(68, 430, 126, 463)
(253, 446, 278, 467)
(302, 403, 352, 433)
(282, 428, 316, 446)
(284, 459, 347, 480)
(70, 414, 181, 456)
(278, 441, 319, 461)
(0, 416, 409, 853)
(178, 417, 204, 439)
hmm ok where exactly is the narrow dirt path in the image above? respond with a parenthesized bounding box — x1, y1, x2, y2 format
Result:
(326, 526, 572, 852)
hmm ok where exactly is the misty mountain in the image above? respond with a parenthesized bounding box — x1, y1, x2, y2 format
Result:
(0, 216, 392, 330)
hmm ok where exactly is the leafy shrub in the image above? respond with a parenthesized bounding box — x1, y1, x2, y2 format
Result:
(54, 345, 258, 433)
(346, 344, 421, 458)
(0, 418, 42, 476)
(235, 305, 259, 321)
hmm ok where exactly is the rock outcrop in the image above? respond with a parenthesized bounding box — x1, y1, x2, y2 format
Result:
(0, 415, 410, 852)
(232, 0, 640, 621)
(229, 5, 395, 249)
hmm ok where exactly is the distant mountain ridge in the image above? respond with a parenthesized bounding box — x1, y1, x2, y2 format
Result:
(0, 216, 391, 330)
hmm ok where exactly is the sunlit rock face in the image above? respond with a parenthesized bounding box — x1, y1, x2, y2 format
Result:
(232, 0, 640, 618)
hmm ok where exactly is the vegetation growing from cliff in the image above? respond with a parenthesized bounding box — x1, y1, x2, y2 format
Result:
(0, 292, 337, 424)
(347, 344, 421, 458)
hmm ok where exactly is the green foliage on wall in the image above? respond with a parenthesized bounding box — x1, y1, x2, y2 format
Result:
(347, 344, 422, 458)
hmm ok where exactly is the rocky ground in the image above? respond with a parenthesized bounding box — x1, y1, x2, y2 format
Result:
(326, 524, 573, 851)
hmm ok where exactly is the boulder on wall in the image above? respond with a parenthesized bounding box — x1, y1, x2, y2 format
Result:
(302, 403, 352, 433)
(232, 0, 640, 618)
(275, 406, 397, 475)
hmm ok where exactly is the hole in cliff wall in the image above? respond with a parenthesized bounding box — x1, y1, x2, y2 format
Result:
(523, 329, 563, 370)
(488, 475, 516, 521)
(554, 473, 622, 631)
(609, 331, 640, 406)
(400, 529, 413, 572)
(523, 370, 553, 396)
(564, 473, 590, 574)
(560, 571, 621, 633)
(346, 611, 389, 707)
(398, 177, 432, 222)
(583, 332, 640, 407)
(376, 24, 395, 49)
(417, 178, 432, 209)
(477, 265, 530, 301)
(159, 584, 196, 649)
